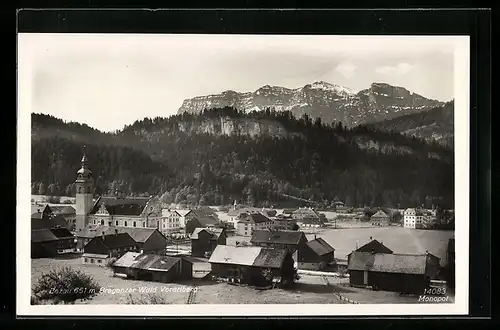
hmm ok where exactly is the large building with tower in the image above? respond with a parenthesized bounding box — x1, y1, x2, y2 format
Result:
(74, 147, 162, 235)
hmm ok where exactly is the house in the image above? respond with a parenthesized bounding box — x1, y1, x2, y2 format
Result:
(298, 237, 335, 270)
(236, 213, 274, 236)
(227, 206, 262, 227)
(403, 208, 426, 229)
(370, 210, 390, 226)
(82, 231, 138, 266)
(208, 245, 296, 286)
(112, 252, 193, 282)
(185, 208, 218, 223)
(291, 207, 320, 221)
(271, 215, 298, 231)
(31, 205, 71, 230)
(347, 238, 393, 265)
(160, 209, 182, 235)
(190, 227, 227, 258)
(50, 206, 77, 229)
(175, 209, 191, 228)
(297, 217, 326, 228)
(185, 215, 220, 234)
(31, 227, 76, 258)
(347, 251, 441, 293)
(76, 226, 168, 254)
(250, 230, 308, 262)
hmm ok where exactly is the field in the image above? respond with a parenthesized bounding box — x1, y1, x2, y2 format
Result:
(228, 227, 454, 266)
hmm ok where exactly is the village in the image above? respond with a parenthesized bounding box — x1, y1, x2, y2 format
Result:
(30, 149, 456, 305)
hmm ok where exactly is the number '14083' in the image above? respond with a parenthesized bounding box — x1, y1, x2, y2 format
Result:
(424, 287, 446, 295)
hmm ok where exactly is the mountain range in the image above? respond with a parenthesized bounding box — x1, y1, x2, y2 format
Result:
(178, 81, 447, 129)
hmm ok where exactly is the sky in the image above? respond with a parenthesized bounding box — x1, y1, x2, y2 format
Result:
(19, 34, 460, 132)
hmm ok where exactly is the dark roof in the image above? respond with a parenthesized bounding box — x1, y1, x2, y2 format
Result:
(355, 239, 393, 254)
(192, 215, 219, 227)
(348, 251, 428, 275)
(31, 216, 68, 230)
(95, 232, 136, 249)
(239, 213, 271, 224)
(31, 228, 73, 243)
(208, 245, 288, 269)
(77, 226, 159, 243)
(89, 196, 150, 216)
(191, 227, 225, 240)
(50, 206, 76, 215)
(250, 230, 305, 245)
(188, 208, 217, 218)
(306, 238, 335, 256)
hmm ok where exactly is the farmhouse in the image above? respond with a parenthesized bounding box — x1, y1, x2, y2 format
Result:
(82, 231, 138, 266)
(347, 251, 441, 293)
(76, 226, 168, 254)
(370, 210, 390, 226)
(298, 237, 335, 271)
(112, 252, 193, 282)
(190, 227, 227, 258)
(291, 207, 320, 221)
(236, 213, 274, 236)
(250, 230, 308, 262)
(185, 215, 220, 234)
(31, 227, 76, 258)
(208, 245, 295, 286)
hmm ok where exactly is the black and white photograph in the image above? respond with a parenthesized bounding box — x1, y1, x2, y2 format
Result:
(17, 32, 470, 316)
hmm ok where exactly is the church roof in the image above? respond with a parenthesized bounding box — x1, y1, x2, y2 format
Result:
(89, 196, 151, 216)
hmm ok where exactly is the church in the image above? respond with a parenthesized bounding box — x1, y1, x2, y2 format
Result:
(74, 146, 162, 233)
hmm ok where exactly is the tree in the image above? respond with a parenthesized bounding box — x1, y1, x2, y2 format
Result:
(32, 267, 99, 304)
(38, 182, 46, 195)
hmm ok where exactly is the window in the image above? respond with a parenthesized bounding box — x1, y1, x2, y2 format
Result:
(116, 221, 119, 226)
(84, 258, 88, 262)
(124, 221, 128, 227)
(97, 259, 102, 264)
(78, 187, 82, 194)
(93, 220, 96, 225)
(86, 187, 91, 193)
(101, 220, 104, 226)
(143, 222, 146, 228)
(90, 258, 95, 264)
(133, 222, 136, 227)
(108, 222, 112, 226)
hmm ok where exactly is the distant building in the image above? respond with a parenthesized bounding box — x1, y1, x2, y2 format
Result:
(236, 213, 274, 236)
(370, 210, 390, 226)
(31, 227, 76, 258)
(298, 237, 335, 271)
(227, 206, 262, 227)
(31, 205, 70, 230)
(271, 215, 297, 231)
(347, 238, 393, 265)
(291, 207, 320, 221)
(76, 226, 168, 254)
(160, 209, 182, 235)
(190, 227, 227, 258)
(250, 229, 308, 262)
(403, 208, 425, 229)
(82, 231, 138, 266)
(185, 215, 220, 234)
(50, 206, 77, 229)
(208, 245, 295, 286)
(297, 217, 326, 228)
(112, 252, 193, 283)
(347, 251, 441, 293)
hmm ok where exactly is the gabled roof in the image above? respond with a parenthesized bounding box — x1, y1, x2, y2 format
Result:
(187, 208, 217, 218)
(371, 210, 390, 219)
(191, 227, 225, 240)
(94, 233, 136, 249)
(348, 251, 428, 275)
(89, 196, 150, 216)
(31, 227, 73, 243)
(292, 207, 320, 218)
(354, 239, 393, 254)
(190, 215, 219, 227)
(50, 206, 76, 215)
(162, 209, 182, 217)
(31, 215, 68, 230)
(208, 245, 288, 269)
(113, 252, 190, 272)
(76, 225, 159, 243)
(306, 238, 335, 256)
(238, 213, 271, 224)
(250, 230, 305, 245)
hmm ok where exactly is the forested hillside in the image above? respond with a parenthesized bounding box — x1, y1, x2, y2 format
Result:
(31, 108, 454, 209)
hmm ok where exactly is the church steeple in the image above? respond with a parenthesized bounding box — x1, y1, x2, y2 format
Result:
(75, 144, 94, 232)
(77, 145, 92, 180)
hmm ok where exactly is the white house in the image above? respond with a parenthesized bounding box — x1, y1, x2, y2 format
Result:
(160, 209, 182, 235)
(403, 208, 425, 229)
(236, 213, 274, 237)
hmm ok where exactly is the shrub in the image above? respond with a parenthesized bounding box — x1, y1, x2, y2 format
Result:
(32, 266, 100, 304)
(126, 293, 168, 304)
(43, 196, 61, 204)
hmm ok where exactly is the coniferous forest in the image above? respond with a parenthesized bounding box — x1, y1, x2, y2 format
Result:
(31, 107, 454, 209)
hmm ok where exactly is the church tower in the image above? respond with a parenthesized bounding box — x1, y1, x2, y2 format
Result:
(75, 145, 94, 231)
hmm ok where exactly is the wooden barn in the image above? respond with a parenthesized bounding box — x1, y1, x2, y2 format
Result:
(31, 227, 76, 258)
(76, 226, 167, 254)
(208, 245, 295, 287)
(112, 252, 193, 283)
(82, 232, 137, 266)
(347, 238, 393, 265)
(298, 237, 335, 271)
(185, 215, 220, 234)
(190, 227, 226, 258)
(347, 251, 441, 293)
(250, 230, 308, 262)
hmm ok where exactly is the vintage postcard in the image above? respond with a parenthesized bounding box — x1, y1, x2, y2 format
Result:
(17, 33, 469, 316)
